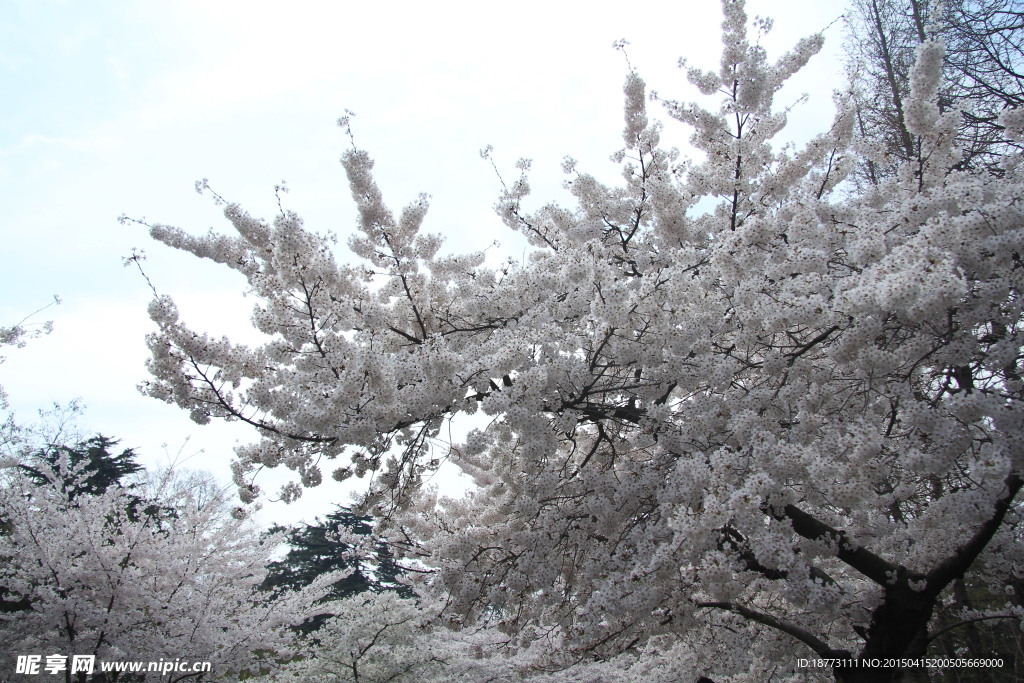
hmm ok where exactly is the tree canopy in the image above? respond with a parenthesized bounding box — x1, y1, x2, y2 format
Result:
(0, 457, 335, 682)
(134, 0, 1024, 679)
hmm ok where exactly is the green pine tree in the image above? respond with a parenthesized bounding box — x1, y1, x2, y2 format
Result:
(19, 434, 143, 498)
(263, 506, 412, 632)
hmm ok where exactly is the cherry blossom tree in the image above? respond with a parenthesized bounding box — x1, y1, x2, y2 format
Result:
(134, 0, 1024, 679)
(844, 0, 1024, 185)
(0, 457, 336, 682)
(252, 592, 452, 683)
(0, 299, 59, 461)
(251, 591, 657, 683)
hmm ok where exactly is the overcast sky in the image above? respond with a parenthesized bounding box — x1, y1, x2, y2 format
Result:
(0, 0, 846, 526)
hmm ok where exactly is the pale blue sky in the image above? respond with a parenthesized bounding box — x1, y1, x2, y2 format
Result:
(0, 0, 846, 525)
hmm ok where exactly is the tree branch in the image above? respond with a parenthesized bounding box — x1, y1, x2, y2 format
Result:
(924, 473, 1023, 595)
(696, 601, 847, 659)
(777, 504, 916, 587)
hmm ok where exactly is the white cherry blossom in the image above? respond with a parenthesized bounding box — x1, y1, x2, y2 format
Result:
(138, 1, 1024, 679)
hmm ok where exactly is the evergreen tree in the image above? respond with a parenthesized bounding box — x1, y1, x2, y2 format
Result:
(263, 505, 412, 632)
(19, 434, 143, 498)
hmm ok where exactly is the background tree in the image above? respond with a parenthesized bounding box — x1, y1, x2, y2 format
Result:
(0, 305, 63, 617)
(18, 435, 143, 498)
(134, 0, 1024, 679)
(0, 458, 336, 682)
(1, 435, 143, 619)
(251, 592, 453, 683)
(844, 0, 1024, 185)
(262, 505, 412, 633)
